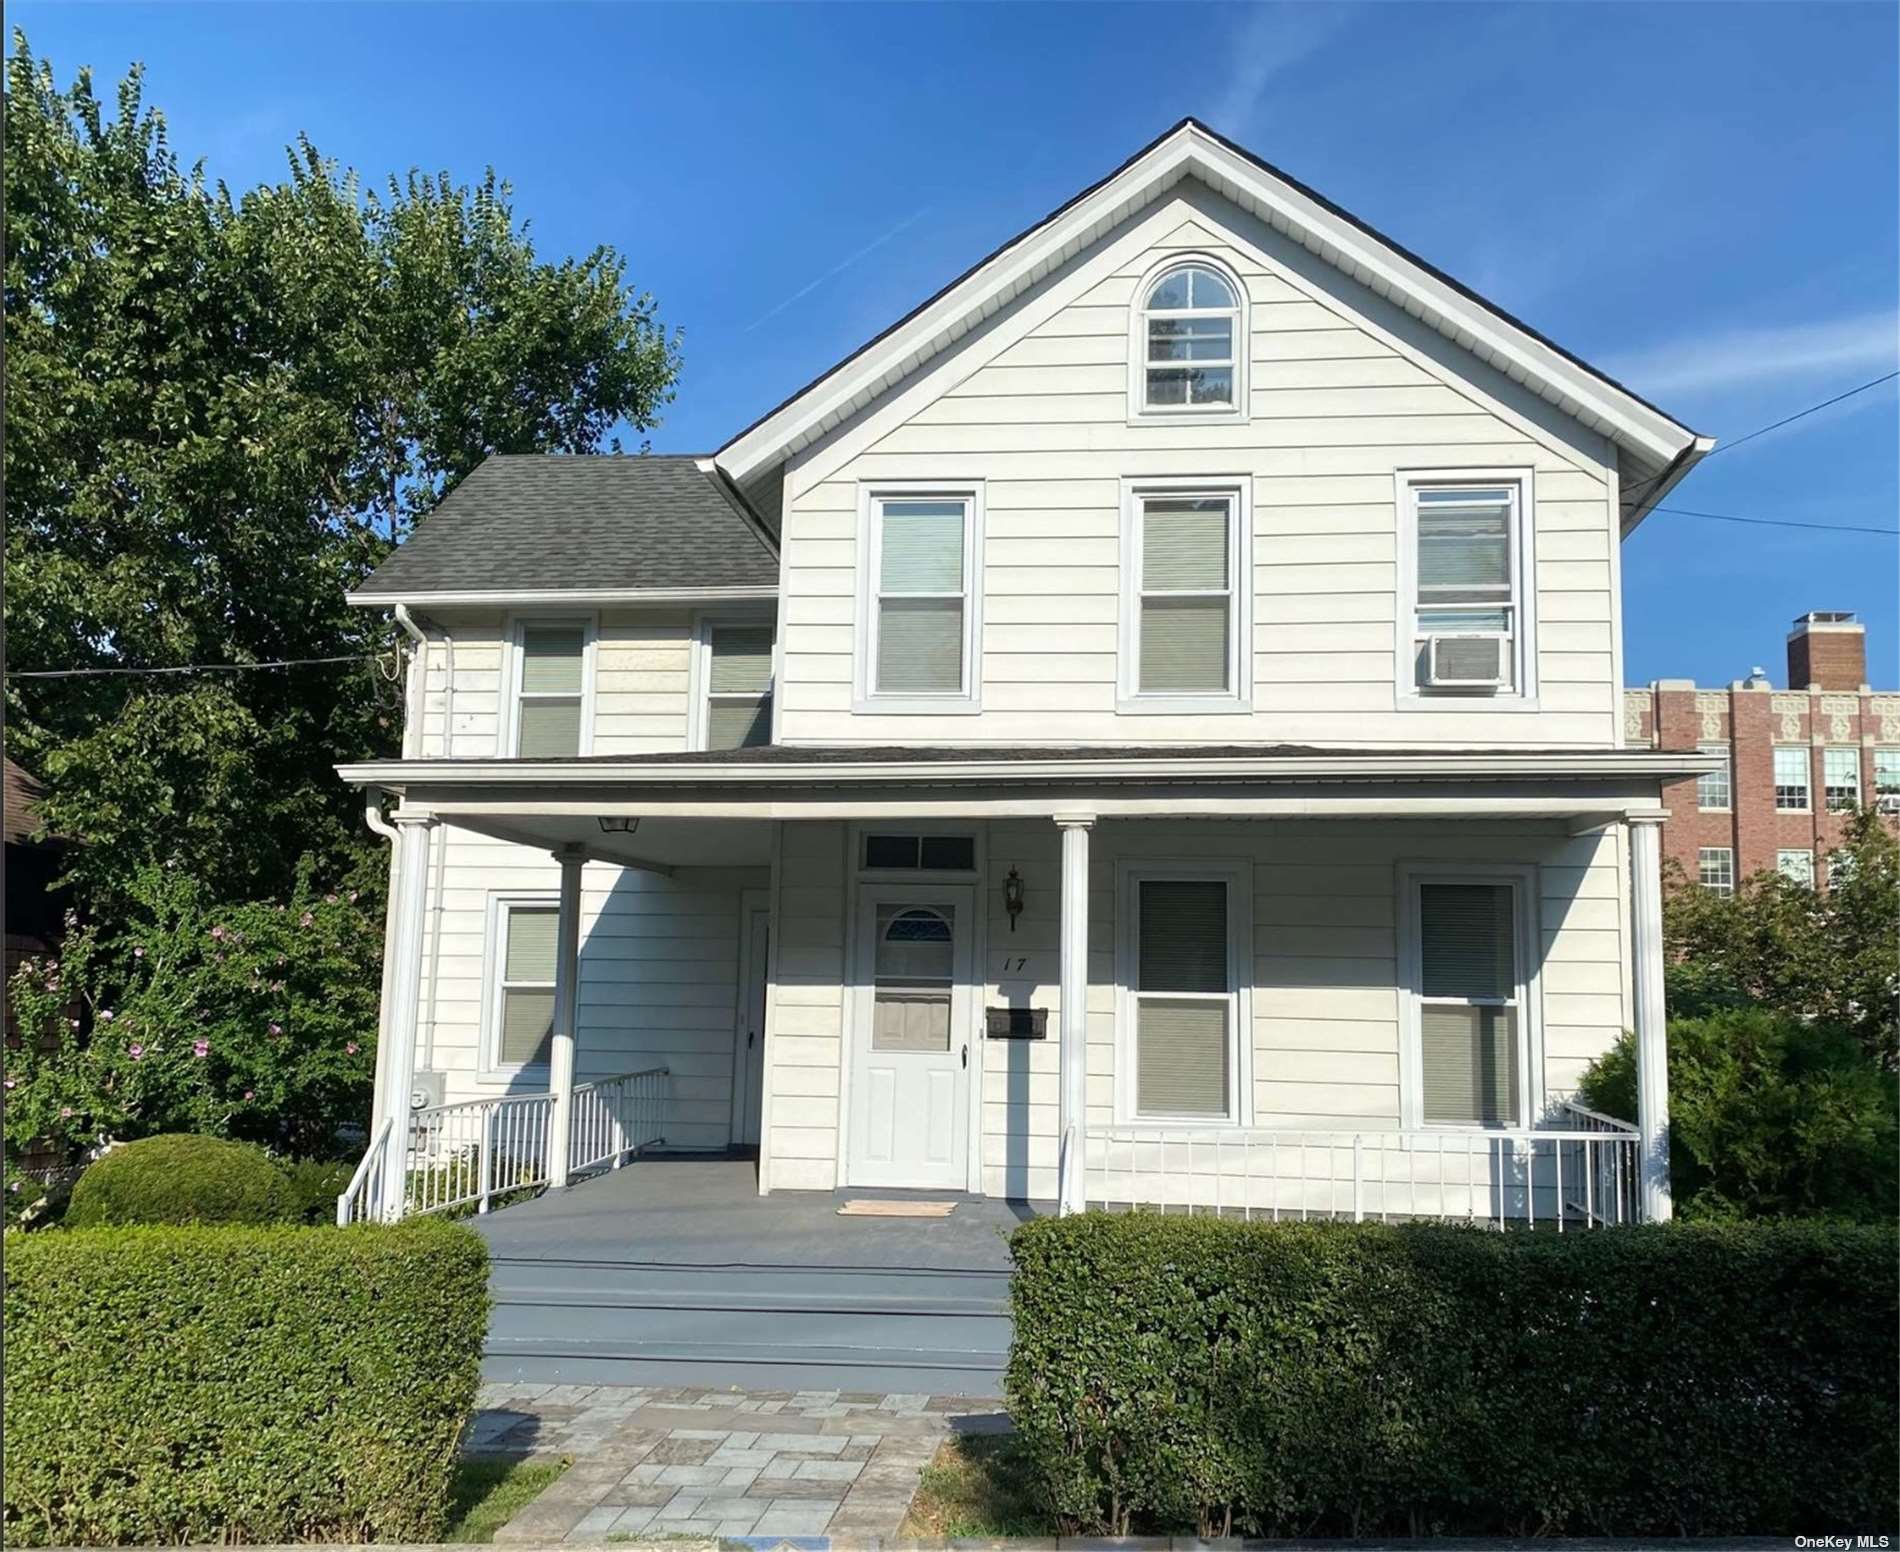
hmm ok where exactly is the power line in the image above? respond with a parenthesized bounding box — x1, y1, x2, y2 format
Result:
(7, 652, 385, 681)
(1653, 505, 1898, 537)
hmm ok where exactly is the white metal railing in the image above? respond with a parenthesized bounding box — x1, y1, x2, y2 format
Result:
(1088, 1119, 1643, 1228)
(335, 1067, 669, 1224)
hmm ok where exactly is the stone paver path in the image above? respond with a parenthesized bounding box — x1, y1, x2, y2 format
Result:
(468, 1382, 1005, 1542)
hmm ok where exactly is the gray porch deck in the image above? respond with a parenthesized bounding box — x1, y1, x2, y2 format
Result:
(475, 1156, 1039, 1396)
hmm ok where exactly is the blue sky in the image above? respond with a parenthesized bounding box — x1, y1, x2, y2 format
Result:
(16, 1, 1898, 687)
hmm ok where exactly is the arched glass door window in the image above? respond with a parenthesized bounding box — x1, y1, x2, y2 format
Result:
(872, 905, 954, 1052)
(1141, 264, 1240, 411)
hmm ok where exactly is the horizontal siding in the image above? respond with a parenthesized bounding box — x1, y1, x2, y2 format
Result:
(764, 821, 847, 1189)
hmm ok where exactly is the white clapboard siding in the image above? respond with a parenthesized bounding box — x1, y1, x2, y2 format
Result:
(776, 188, 1619, 748)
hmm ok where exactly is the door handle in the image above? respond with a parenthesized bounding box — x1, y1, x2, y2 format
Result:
(748, 1030, 756, 1048)
(961, 1043, 968, 1069)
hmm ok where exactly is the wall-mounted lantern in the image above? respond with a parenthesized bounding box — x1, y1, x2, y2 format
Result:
(1003, 865, 1025, 932)
(597, 816, 640, 835)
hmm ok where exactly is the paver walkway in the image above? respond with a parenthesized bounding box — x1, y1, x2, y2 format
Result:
(467, 1381, 1006, 1542)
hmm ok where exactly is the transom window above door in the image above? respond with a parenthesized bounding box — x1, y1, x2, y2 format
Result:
(1135, 261, 1245, 415)
(856, 485, 984, 714)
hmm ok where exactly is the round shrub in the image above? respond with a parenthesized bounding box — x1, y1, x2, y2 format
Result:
(278, 1157, 358, 1224)
(66, 1134, 291, 1227)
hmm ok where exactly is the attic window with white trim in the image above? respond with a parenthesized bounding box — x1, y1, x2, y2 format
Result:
(1139, 264, 1241, 413)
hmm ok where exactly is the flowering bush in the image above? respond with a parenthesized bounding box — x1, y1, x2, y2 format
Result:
(4, 861, 378, 1175)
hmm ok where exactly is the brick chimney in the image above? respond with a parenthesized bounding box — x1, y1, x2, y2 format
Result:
(1786, 612, 1867, 691)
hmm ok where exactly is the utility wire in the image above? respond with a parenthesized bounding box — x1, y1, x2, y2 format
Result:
(1653, 505, 1897, 537)
(8, 652, 385, 681)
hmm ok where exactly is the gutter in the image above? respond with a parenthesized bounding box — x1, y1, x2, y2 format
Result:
(346, 584, 779, 609)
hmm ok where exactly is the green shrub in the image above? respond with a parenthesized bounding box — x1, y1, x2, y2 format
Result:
(1580, 1009, 1898, 1222)
(3, 1218, 488, 1545)
(1007, 1213, 1898, 1538)
(66, 1132, 291, 1227)
(277, 1156, 358, 1224)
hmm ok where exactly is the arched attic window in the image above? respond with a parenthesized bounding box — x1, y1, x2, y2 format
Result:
(1135, 261, 1244, 416)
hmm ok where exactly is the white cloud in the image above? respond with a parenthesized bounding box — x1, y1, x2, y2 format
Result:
(1605, 311, 1900, 396)
(743, 207, 933, 333)
(1210, 4, 1358, 137)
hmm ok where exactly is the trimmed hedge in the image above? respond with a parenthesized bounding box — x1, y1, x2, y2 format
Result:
(66, 1132, 291, 1227)
(3, 1219, 489, 1546)
(1007, 1214, 1898, 1538)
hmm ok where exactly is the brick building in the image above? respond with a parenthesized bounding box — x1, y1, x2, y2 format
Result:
(1625, 613, 1899, 893)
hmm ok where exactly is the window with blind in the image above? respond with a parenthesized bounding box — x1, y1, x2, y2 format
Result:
(491, 901, 558, 1069)
(1120, 484, 1247, 707)
(1130, 876, 1236, 1120)
(513, 623, 588, 756)
(863, 490, 979, 706)
(1400, 474, 1532, 699)
(703, 623, 774, 750)
(1410, 878, 1526, 1128)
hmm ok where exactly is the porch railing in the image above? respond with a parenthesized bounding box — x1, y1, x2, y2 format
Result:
(1087, 1113, 1642, 1228)
(336, 1066, 669, 1225)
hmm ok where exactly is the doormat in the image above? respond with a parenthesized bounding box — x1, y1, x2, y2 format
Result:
(836, 1199, 957, 1218)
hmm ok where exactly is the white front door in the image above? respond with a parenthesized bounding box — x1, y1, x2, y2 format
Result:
(849, 884, 973, 1188)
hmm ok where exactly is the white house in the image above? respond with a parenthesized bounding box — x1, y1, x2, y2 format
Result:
(336, 119, 1715, 1236)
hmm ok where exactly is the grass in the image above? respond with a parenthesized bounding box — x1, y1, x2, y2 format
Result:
(898, 1431, 1056, 1539)
(443, 1456, 569, 1543)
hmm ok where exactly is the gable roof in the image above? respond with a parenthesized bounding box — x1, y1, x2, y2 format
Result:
(348, 455, 779, 605)
(715, 118, 1711, 531)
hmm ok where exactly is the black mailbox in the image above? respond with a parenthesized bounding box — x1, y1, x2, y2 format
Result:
(985, 1006, 1048, 1040)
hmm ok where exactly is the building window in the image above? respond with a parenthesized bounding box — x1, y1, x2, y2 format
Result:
(1122, 869, 1246, 1122)
(1773, 746, 1811, 810)
(1826, 850, 1859, 889)
(1697, 848, 1735, 895)
(1398, 472, 1534, 701)
(488, 900, 558, 1071)
(858, 486, 982, 711)
(1876, 748, 1900, 812)
(1697, 744, 1731, 810)
(1777, 849, 1814, 887)
(701, 622, 774, 750)
(1135, 261, 1242, 414)
(1407, 875, 1531, 1129)
(1120, 483, 1248, 707)
(861, 833, 977, 872)
(512, 622, 591, 757)
(1824, 747, 1861, 810)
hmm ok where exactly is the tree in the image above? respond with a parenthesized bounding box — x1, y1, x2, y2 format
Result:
(3, 34, 682, 1171)
(1665, 807, 1899, 1069)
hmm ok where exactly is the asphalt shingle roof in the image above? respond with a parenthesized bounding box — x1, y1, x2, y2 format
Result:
(353, 455, 779, 599)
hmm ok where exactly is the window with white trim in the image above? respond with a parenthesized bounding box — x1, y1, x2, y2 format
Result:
(859, 487, 981, 709)
(1698, 847, 1734, 895)
(1827, 851, 1859, 888)
(1773, 746, 1810, 810)
(1136, 263, 1241, 414)
(1123, 486, 1245, 704)
(1410, 878, 1529, 1128)
(489, 900, 558, 1071)
(702, 623, 774, 750)
(1777, 849, 1814, 887)
(1127, 873, 1241, 1121)
(1875, 748, 1900, 811)
(1824, 746, 1861, 810)
(1697, 744, 1731, 810)
(512, 622, 589, 757)
(1400, 474, 1533, 700)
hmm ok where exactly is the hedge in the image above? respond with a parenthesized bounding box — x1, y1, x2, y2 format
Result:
(1007, 1214, 1898, 1538)
(3, 1218, 489, 1546)
(65, 1132, 292, 1227)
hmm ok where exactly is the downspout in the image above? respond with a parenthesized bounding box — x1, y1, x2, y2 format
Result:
(364, 785, 403, 1137)
(403, 609, 455, 1076)
(392, 605, 427, 759)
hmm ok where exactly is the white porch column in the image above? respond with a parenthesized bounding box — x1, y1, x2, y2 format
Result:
(1629, 812, 1672, 1223)
(1055, 814, 1093, 1216)
(546, 844, 586, 1190)
(378, 812, 435, 1222)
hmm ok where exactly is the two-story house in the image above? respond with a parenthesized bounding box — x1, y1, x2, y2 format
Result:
(337, 121, 1713, 1270)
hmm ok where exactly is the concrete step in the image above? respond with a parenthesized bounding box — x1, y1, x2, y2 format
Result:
(488, 1295, 1009, 1354)
(488, 1254, 1012, 1305)
(480, 1336, 1006, 1396)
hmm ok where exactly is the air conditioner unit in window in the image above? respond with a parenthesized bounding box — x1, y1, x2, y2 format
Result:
(1425, 633, 1509, 690)
(1877, 793, 1900, 816)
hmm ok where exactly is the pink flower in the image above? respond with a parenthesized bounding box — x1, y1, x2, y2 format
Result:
(192, 1039, 209, 1059)
(211, 926, 226, 941)
(99, 1009, 114, 1022)
(298, 912, 314, 928)
(133, 946, 145, 958)
(3, 1078, 14, 1091)
(269, 1022, 283, 1037)
(325, 893, 338, 905)
(59, 1106, 73, 1119)
(346, 1041, 359, 1055)
(348, 890, 358, 903)
(128, 1043, 145, 1060)
(242, 1090, 254, 1101)
(69, 1018, 80, 1030)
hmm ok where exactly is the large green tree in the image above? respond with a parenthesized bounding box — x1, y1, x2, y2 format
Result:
(3, 35, 681, 1174)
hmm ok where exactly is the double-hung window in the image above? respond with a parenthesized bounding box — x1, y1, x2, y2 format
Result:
(1824, 747, 1861, 810)
(1698, 848, 1735, 895)
(1777, 849, 1814, 887)
(1697, 744, 1731, 810)
(1399, 472, 1534, 700)
(488, 899, 558, 1072)
(859, 486, 982, 711)
(1773, 746, 1811, 810)
(512, 621, 591, 757)
(1875, 748, 1900, 812)
(1121, 867, 1247, 1123)
(1134, 262, 1244, 415)
(701, 622, 775, 750)
(1405, 871, 1532, 1129)
(1120, 482, 1248, 709)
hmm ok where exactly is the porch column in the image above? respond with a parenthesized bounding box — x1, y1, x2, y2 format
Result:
(378, 812, 435, 1222)
(1629, 812, 1673, 1222)
(546, 844, 586, 1190)
(1055, 814, 1093, 1216)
